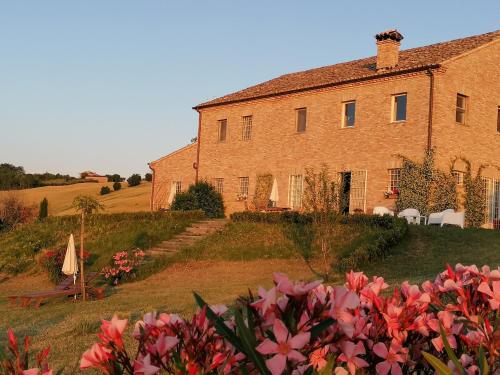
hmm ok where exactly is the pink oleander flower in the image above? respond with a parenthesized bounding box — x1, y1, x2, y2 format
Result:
(274, 273, 322, 297)
(309, 347, 329, 370)
(252, 286, 277, 315)
(373, 341, 406, 375)
(478, 280, 500, 310)
(345, 271, 368, 292)
(150, 332, 179, 357)
(22, 370, 52, 375)
(99, 314, 127, 348)
(428, 311, 462, 351)
(329, 286, 360, 338)
(337, 341, 368, 375)
(134, 354, 160, 375)
(256, 319, 310, 375)
(80, 343, 112, 370)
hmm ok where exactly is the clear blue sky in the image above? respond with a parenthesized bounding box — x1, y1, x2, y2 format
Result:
(1, 1, 498, 177)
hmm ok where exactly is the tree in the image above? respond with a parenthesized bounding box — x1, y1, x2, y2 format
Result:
(72, 195, 103, 301)
(127, 174, 142, 187)
(107, 174, 122, 183)
(113, 182, 122, 191)
(145, 173, 152, 182)
(100, 186, 111, 195)
(39, 198, 48, 220)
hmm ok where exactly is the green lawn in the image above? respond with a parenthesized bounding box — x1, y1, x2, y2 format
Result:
(1, 219, 499, 372)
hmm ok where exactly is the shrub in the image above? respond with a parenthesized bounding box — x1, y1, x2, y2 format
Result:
(107, 174, 122, 183)
(127, 174, 142, 187)
(171, 181, 224, 218)
(38, 197, 48, 220)
(0, 195, 36, 230)
(100, 186, 111, 195)
(78, 264, 500, 374)
(39, 248, 91, 283)
(101, 249, 145, 285)
(145, 173, 152, 182)
(112, 181, 121, 191)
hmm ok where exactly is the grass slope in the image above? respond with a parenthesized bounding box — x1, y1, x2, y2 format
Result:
(0, 182, 151, 216)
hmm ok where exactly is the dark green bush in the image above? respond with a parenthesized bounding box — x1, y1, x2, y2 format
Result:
(127, 174, 142, 187)
(171, 181, 224, 218)
(145, 173, 152, 182)
(113, 182, 122, 191)
(100, 186, 111, 195)
(107, 174, 122, 183)
(39, 198, 48, 220)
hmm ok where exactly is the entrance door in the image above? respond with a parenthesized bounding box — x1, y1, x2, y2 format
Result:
(340, 172, 351, 214)
(349, 170, 368, 213)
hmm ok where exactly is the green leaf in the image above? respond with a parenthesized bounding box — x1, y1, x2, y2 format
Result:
(317, 355, 335, 375)
(477, 346, 489, 375)
(439, 324, 465, 375)
(193, 292, 245, 354)
(234, 309, 270, 375)
(310, 318, 335, 339)
(422, 352, 454, 375)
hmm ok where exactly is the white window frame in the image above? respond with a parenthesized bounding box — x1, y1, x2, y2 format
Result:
(341, 100, 356, 128)
(388, 169, 401, 192)
(242, 115, 253, 140)
(213, 178, 224, 194)
(238, 177, 249, 198)
(288, 174, 304, 210)
(456, 94, 467, 125)
(391, 93, 407, 123)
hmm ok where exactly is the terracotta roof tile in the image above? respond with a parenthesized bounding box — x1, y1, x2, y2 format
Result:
(195, 30, 499, 109)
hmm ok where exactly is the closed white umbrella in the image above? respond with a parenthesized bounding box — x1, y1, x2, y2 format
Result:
(62, 234, 78, 285)
(167, 182, 176, 205)
(269, 178, 279, 206)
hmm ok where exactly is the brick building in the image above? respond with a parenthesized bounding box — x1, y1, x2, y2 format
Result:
(149, 30, 500, 227)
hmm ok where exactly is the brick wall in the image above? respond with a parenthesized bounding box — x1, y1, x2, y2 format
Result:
(149, 143, 197, 210)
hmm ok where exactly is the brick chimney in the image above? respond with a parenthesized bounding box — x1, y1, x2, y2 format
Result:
(375, 29, 404, 70)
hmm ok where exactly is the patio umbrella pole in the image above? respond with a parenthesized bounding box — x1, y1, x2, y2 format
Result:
(80, 210, 86, 301)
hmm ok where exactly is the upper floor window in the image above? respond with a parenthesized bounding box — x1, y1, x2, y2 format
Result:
(388, 169, 401, 192)
(497, 107, 500, 133)
(288, 174, 304, 209)
(238, 177, 249, 198)
(391, 94, 407, 122)
(242, 115, 252, 140)
(456, 94, 467, 125)
(296, 108, 307, 132)
(218, 119, 227, 142)
(342, 101, 356, 128)
(213, 178, 224, 194)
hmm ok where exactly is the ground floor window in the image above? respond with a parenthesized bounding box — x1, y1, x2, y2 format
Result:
(213, 178, 224, 194)
(452, 170, 464, 185)
(238, 177, 249, 198)
(288, 174, 303, 210)
(388, 168, 401, 193)
(174, 181, 182, 194)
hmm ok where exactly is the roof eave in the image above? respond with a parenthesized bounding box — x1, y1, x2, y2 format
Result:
(193, 64, 441, 111)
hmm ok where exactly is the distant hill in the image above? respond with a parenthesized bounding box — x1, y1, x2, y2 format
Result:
(0, 181, 152, 215)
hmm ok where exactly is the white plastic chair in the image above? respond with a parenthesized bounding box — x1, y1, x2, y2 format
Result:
(441, 211, 465, 229)
(373, 206, 394, 216)
(398, 208, 426, 225)
(427, 209, 455, 226)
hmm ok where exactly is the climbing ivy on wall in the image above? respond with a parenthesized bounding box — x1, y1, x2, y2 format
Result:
(252, 173, 273, 210)
(457, 158, 487, 228)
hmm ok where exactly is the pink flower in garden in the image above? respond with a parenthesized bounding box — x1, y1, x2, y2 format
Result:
(150, 333, 178, 357)
(337, 341, 368, 375)
(274, 273, 322, 297)
(309, 347, 329, 370)
(447, 354, 479, 375)
(330, 286, 360, 337)
(373, 341, 407, 375)
(252, 286, 277, 315)
(133, 354, 160, 375)
(256, 319, 310, 375)
(478, 280, 500, 309)
(80, 343, 112, 370)
(428, 311, 462, 351)
(210, 304, 228, 315)
(211, 351, 245, 374)
(345, 271, 368, 292)
(99, 314, 127, 348)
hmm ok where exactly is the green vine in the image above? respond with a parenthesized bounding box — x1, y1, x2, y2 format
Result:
(456, 157, 487, 228)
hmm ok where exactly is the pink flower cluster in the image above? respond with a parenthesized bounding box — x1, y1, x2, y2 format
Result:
(80, 264, 500, 374)
(102, 249, 145, 285)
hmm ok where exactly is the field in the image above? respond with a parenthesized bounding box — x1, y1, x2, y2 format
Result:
(0, 217, 500, 372)
(0, 181, 151, 215)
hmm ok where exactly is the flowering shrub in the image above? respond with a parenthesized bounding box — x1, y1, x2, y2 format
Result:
(79, 263, 499, 374)
(0, 329, 52, 375)
(101, 250, 145, 285)
(39, 248, 91, 283)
